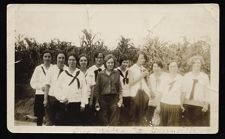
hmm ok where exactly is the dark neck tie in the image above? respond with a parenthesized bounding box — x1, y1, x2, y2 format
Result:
(189, 79, 198, 100)
(57, 69, 64, 79)
(168, 81, 176, 91)
(117, 69, 129, 85)
(65, 70, 80, 89)
(94, 68, 102, 82)
(41, 66, 46, 76)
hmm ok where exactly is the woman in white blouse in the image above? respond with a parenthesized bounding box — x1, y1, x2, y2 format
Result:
(147, 61, 167, 126)
(116, 55, 131, 126)
(78, 54, 91, 125)
(128, 51, 153, 126)
(159, 61, 183, 126)
(181, 55, 210, 126)
(55, 53, 88, 125)
(30, 50, 52, 126)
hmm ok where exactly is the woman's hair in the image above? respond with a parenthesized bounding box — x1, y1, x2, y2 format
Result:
(167, 60, 179, 70)
(187, 55, 205, 66)
(135, 51, 148, 63)
(104, 54, 117, 69)
(42, 49, 52, 58)
(118, 55, 129, 65)
(94, 52, 104, 60)
(56, 50, 66, 58)
(67, 53, 78, 63)
(152, 61, 163, 69)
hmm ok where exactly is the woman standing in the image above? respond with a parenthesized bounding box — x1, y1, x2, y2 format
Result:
(86, 52, 105, 125)
(44, 51, 68, 126)
(116, 55, 131, 126)
(30, 50, 52, 126)
(78, 54, 91, 125)
(147, 61, 167, 126)
(55, 53, 88, 125)
(159, 61, 183, 126)
(181, 55, 210, 126)
(95, 54, 122, 126)
(128, 51, 153, 126)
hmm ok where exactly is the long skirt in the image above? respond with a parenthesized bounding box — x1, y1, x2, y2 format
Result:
(34, 94, 45, 118)
(98, 94, 120, 126)
(120, 97, 132, 126)
(182, 104, 210, 126)
(45, 95, 58, 126)
(160, 102, 181, 126)
(65, 102, 81, 126)
(129, 89, 149, 126)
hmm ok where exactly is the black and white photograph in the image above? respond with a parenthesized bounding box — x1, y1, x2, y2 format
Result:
(7, 4, 219, 133)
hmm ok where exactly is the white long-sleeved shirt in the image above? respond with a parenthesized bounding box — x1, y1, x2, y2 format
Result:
(182, 72, 210, 105)
(30, 64, 53, 95)
(128, 64, 151, 97)
(85, 64, 105, 98)
(116, 67, 130, 97)
(147, 72, 168, 106)
(45, 64, 68, 97)
(160, 74, 183, 105)
(55, 68, 88, 107)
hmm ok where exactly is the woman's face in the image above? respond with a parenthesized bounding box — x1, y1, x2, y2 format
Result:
(106, 58, 114, 71)
(57, 53, 65, 66)
(192, 59, 202, 72)
(169, 62, 178, 74)
(43, 53, 52, 65)
(137, 54, 146, 65)
(95, 53, 104, 66)
(79, 56, 88, 69)
(121, 60, 129, 69)
(153, 63, 161, 73)
(68, 56, 76, 68)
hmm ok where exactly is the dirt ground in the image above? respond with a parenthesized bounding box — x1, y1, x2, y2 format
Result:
(14, 120, 36, 126)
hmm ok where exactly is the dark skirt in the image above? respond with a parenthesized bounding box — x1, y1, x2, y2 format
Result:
(98, 94, 120, 126)
(34, 94, 45, 117)
(160, 102, 181, 126)
(129, 89, 149, 126)
(182, 104, 210, 126)
(120, 97, 132, 126)
(65, 102, 81, 126)
(81, 98, 99, 126)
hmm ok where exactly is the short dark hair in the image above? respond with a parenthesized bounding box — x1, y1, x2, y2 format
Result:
(67, 53, 78, 63)
(78, 53, 89, 67)
(42, 49, 52, 58)
(94, 52, 104, 59)
(56, 50, 66, 58)
(118, 55, 129, 65)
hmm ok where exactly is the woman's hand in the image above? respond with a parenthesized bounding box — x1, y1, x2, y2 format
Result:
(95, 102, 100, 111)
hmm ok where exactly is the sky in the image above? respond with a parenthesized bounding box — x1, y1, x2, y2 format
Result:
(8, 4, 219, 49)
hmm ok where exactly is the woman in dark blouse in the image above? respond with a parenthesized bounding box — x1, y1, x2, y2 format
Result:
(95, 54, 123, 126)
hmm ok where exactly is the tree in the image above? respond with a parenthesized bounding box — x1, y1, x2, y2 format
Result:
(112, 36, 139, 66)
(79, 29, 109, 66)
(143, 36, 210, 75)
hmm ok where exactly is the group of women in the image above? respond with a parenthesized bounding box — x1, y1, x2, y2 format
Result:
(30, 50, 210, 126)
